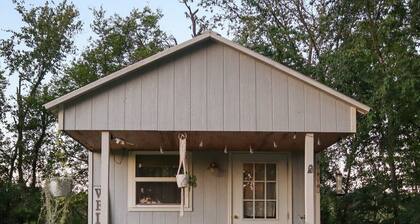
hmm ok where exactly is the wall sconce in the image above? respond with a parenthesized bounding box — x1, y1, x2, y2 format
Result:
(336, 171, 345, 196)
(208, 162, 219, 173)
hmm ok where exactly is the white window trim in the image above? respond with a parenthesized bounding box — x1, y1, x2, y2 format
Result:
(127, 151, 193, 212)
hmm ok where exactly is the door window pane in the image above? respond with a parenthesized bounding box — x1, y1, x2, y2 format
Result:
(266, 182, 276, 199)
(243, 201, 253, 218)
(136, 155, 178, 177)
(266, 202, 276, 218)
(243, 182, 253, 199)
(255, 164, 265, 181)
(255, 182, 265, 199)
(243, 163, 253, 181)
(255, 202, 265, 218)
(266, 164, 276, 180)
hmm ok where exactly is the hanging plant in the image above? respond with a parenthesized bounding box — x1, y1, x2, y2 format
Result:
(188, 173, 197, 188)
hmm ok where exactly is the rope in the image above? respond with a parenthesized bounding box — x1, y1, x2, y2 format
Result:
(177, 133, 187, 217)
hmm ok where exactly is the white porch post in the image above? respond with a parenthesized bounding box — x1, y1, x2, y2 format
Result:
(88, 151, 93, 224)
(305, 133, 315, 224)
(101, 132, 110, 224)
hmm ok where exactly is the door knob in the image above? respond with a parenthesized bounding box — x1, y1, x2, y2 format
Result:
(234, 215, 239, 219)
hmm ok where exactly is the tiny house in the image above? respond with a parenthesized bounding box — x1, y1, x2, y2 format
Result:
(45, 31, 369, 224)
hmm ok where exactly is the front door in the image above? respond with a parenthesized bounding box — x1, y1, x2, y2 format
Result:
(232, 154, 289, 224)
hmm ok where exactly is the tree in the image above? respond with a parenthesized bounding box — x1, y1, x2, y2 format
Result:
(0, 0, 82, 187)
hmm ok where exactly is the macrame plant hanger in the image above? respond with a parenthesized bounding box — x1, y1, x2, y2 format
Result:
(176, 133, 188, 217)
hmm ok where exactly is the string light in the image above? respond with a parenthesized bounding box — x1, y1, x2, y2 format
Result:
(317, 137, 321, 146)
(273, 141, 278, 149)
(292, 133, 297, 140)
(249, 146, 254, 154)
(160, 146, 164, 154)
(199, 140, 203, 148)
(224, 146, 228, 154)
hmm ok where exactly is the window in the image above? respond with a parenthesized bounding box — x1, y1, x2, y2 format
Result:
(243, 163, 277, 219)
(128, 152, 192, 211)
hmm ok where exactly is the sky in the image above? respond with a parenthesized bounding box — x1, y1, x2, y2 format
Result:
(0, 0, 226, 96)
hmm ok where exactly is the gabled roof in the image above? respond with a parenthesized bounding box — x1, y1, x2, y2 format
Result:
(44, 31, 370, 114)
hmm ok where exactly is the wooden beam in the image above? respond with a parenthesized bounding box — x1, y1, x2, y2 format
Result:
(305, 133, 315, 224)
(101, 132, 110, 224)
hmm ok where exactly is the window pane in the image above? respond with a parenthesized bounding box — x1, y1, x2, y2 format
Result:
(255, 201, 265, 218)
(266, 201, 276, 218)
(266, 164, 276, 181)
(136, 182, 180, 205)
(255, 164, 265, 181)
(136, 155, 178, 177)
(243, 201, 253, 218)
(243, 164, 253, 181)
(243, 182, 253, 199)
(266, 182, 276, 199)
(255, 182, 264, 199)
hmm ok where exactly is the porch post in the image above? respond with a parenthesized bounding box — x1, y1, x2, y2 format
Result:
(101, 132, 110, 224)
(304, 133, 315, 224)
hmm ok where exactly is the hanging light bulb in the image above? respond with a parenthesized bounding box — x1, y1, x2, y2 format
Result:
(292, 133, 297, 140)
(317, 137, 321, 146)
(273, 141, 278, 149)
(199, 140, 203, 148)
(249, 146, 254, 154)
(224, 146, 228, 154)
(160, 146, 164, 154)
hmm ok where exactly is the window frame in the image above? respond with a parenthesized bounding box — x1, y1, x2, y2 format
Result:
(127, 151, 193, 212)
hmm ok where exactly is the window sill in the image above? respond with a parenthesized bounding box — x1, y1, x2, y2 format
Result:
(128, 206, 193, 212)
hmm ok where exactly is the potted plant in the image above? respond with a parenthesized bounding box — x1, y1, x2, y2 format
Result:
(48, 176, 73, 197)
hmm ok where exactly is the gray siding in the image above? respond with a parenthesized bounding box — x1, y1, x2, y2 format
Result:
(63, 42, 355, 133)
(91, 151, 306, 224)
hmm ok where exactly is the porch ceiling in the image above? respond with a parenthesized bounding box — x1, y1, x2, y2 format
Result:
(65, 130, 350, 152)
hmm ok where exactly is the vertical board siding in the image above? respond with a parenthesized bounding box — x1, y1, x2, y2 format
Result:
(141, 70, 159, 130)
(108, 84, 126, 130)
(239, 53, 256, 131)
(223, 46, 240, 131)
(320, 93, 337, 132)
(65, 42, 355, 133)
(292, 152, 305, 224)
(190, 47, 207, 130)
(288, 77, 305, 131)
(75, 97, 92, 130)
(174, 56, 191, 130)
(256, 62, 273, 131)
(206, 43, 224, 130)
(305, 86, 321, 131)
(336, 101, 351, 132)
(271, 69, 289, 131)
(91, 91, 108, 130)
(64, 103, 76, 130)
(158, 62, 175, 130)
(125, 75, 142, 130)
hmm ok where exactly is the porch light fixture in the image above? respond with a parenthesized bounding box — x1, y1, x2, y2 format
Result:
(336, 171, 345, 196)
(208, 162, 219, 173)
(112, 136, 134, 146)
